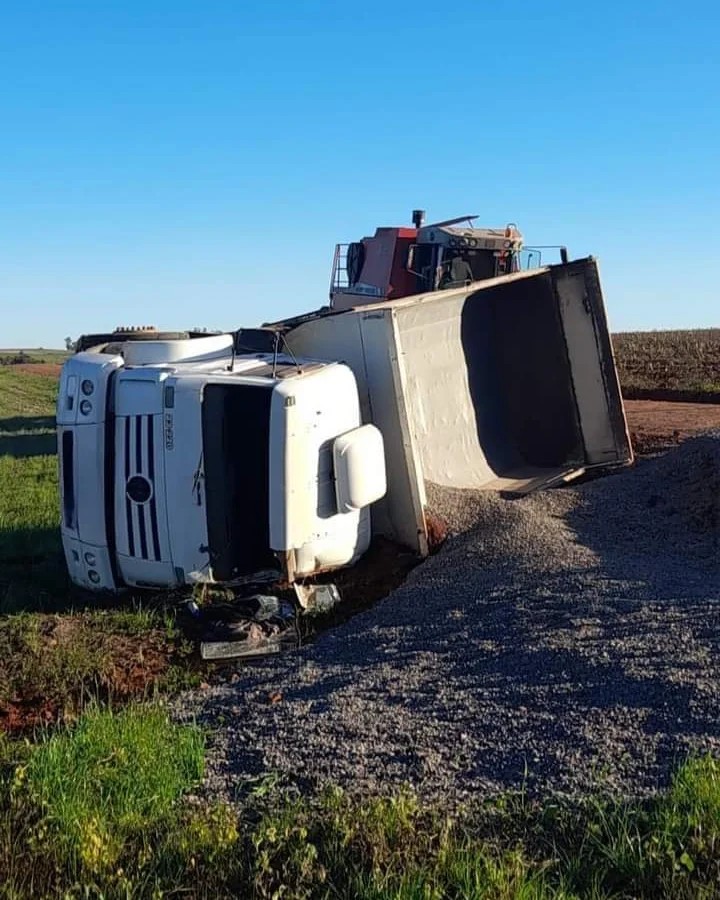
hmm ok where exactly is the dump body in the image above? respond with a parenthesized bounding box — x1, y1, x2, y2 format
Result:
(284, 257, 632, 554)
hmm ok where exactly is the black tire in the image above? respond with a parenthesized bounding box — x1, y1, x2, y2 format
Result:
(75, 330, 190, 353)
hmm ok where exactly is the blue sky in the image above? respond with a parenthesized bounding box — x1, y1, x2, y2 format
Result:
(1, 0, 718, 347)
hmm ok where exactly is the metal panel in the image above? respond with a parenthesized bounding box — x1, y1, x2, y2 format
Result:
(162, 378, 211, 582)
(359, 312, 428, 555)
(393, 292, 499, 487)
(116, 378, 164, 416)
(285, 312, 428, 555)
(391, 275, 586, 490)
(552, 259, 633, 466)
(72, 423, 113, 545)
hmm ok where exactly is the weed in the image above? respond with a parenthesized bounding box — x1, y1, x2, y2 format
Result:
(103, 604, 168, 636)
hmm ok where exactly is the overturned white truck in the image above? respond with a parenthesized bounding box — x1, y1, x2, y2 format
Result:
(57, 214, 632, 592)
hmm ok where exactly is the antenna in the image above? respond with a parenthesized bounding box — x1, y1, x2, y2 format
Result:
(271, 331, 280, 377)
(280, 332, 302, 374)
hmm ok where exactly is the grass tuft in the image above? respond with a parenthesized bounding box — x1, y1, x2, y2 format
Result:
(2, 740, 720, 897)
(24, 705, 204, 875)
(648, 754, 720, 883)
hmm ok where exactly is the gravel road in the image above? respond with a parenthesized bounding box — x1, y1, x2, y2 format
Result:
(176, 435, 720, 807)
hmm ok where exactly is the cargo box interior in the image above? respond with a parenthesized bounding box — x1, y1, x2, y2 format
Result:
(395, 262, 630, 494)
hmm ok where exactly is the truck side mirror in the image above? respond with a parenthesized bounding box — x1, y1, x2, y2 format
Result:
(333, 425, 386, 513)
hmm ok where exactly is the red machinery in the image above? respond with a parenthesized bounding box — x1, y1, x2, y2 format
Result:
(329, 210, 524, 311)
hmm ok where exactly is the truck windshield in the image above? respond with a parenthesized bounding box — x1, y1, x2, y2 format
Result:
(201, 383, 278, 580)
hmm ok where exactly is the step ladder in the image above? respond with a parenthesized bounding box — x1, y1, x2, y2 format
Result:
(329, 243, 350, 297)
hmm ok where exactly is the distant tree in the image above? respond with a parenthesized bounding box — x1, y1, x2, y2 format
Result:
(65, 336, 75, 351)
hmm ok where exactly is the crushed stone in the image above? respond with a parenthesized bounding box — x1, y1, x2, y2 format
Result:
(174, 434, 720, 807)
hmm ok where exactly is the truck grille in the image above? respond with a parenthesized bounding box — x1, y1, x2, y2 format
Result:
(118, 415, 162, 561)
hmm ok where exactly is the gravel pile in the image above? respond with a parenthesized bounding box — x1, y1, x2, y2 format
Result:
(176, 435, 720, 806)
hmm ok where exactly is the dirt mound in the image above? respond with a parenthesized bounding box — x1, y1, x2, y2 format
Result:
(567, 434, 720, 566)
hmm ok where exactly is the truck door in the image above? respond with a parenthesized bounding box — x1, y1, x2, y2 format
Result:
(202, 383, 278, 580)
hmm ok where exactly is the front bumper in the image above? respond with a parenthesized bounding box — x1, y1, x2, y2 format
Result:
(61, 533, 117, 592)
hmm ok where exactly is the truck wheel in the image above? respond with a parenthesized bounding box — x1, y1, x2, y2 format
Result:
(75, 329, 190, 353)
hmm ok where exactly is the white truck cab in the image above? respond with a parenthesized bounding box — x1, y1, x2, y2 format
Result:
(57, 333, 386, 592)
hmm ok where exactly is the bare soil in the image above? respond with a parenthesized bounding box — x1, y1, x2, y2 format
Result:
(625, 400, 720, 455)
(11, 363, 63, 377)
(0, 613, 186, 734)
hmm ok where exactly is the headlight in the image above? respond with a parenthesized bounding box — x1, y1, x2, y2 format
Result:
(81, 379, 94, 396)
(84, 552, 97, 566)
(80, 400, 92, 415)
(88, 570, 101, 584)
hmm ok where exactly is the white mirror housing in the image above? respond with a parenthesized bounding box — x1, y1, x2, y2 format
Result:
(333, 425, 386, 513)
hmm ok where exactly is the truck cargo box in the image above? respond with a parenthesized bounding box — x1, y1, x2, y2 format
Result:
(284, 257, 632, 554)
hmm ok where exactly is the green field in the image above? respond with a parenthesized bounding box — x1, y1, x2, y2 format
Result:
(0, 348, 69, 365)
(1, 347, 720, 896)
(0, 368, 62, 610)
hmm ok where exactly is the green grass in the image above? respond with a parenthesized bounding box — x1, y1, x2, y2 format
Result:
(0, 455, 59, 561)
(25, 706, 205, 875)
(0, 368, 61, 610)
(0, 706, 206, 894)
(0, 349, 68, 366)
(3, 727, 720, 898)
(0, 367, 59, 420)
